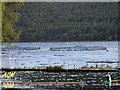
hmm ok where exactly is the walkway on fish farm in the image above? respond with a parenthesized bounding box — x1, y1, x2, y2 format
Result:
(4, 86, 120, 90)
(2, 69, 120, 90)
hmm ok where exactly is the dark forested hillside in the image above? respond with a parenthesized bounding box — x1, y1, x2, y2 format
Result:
(16, 2, 118, 42)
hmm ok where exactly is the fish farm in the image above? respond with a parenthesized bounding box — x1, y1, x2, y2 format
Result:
(49, 45, 107, 51)
(1, 69, 120, 90)
(2, 46, 40, 51)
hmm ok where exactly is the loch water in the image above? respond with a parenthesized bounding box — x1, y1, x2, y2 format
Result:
(1, 41, 119, 69)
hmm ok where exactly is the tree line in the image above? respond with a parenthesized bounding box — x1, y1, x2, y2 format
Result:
(2, 2, 118, 42)
(2, 2, 23, 42)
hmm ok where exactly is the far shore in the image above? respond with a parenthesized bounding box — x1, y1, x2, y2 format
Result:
(1, 40, 118, 43)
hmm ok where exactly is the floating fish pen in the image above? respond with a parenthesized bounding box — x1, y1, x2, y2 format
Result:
(86, 61, 120, 63)
(2, 46, 40, 51)
(49, 45, 107, 51)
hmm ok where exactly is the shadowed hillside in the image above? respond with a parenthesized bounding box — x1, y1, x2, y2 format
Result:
(16, 2, 118, 42)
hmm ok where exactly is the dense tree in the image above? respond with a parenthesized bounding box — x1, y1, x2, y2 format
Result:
(16, 2, 118, 42)
(2, 2, 23, 42)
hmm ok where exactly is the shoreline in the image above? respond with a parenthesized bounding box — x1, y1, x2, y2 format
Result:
(1, 68, 119, 72)
(1, 41, 118, 43)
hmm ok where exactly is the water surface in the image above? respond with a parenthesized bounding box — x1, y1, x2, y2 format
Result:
(1, 41, 118, 69)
